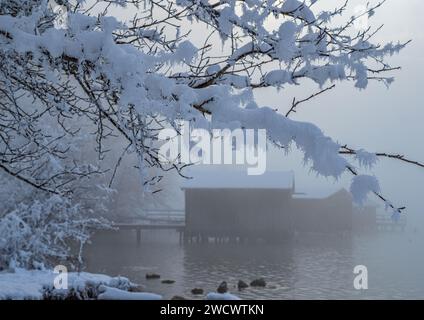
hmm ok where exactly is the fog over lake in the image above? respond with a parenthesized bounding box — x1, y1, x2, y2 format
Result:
(85, 230, 424, 299)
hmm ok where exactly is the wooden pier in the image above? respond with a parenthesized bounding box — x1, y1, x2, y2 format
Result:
(113, 210, 185, 245)
(113, 209, 407, 245)
(376, 213, 407, 232)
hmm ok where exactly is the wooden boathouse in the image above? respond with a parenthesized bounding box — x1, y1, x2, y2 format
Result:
(114, 170, 406, 244)
(181, 170, 296, 242)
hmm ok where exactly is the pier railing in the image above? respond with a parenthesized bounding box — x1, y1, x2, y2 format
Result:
(376, 213, 407, 231)
(112, 210, 185, 245)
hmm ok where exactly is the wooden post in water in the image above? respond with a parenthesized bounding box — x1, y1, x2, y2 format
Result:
(136, 227, 141, 246)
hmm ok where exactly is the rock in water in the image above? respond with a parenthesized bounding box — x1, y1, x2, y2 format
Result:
(237, 280, 249, 290)
(217, 281, 228, 294)
(191, 288, 204, 295)
(171, 295, 187, 300)
(161, 280, 175, 284)
(250, 278, 266, 287)
(145, 273, 160, 280)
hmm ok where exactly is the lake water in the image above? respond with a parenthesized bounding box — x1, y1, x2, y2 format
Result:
(84, 230, 424, 299)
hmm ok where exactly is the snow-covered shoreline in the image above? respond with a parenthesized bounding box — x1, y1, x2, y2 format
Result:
(0, 268, 160, 300)
(0, 269, 240, 300)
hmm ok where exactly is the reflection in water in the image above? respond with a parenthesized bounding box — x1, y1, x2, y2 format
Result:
(83, 230, 424, 299)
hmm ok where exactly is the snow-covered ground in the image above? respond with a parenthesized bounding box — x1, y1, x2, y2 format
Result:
(0, 268, 159, 300)
(205, 292, 241, 300)
(97, 285, 162, 300)
(0, 269, 240, 300)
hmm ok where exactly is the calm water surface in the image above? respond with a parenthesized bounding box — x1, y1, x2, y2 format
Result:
(84, 230, 424, 299)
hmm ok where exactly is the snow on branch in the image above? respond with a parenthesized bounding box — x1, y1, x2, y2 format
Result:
(340, 145, 424, 169)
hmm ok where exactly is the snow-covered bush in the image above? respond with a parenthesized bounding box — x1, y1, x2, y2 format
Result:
(0, 194, 109, 270)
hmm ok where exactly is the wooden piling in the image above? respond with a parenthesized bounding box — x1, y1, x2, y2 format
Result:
(136, 228, 141, 246)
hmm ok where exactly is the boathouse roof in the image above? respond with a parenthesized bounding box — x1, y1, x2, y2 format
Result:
(181, 168, 294, 190)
